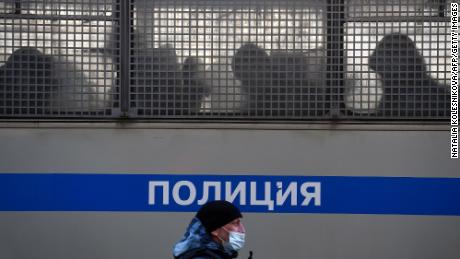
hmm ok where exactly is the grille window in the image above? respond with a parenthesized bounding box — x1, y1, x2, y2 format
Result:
(0, 0, 119, 117)
(0, 0, 453, 120)
(131, 0, 326, 118)
(344, 0, 451, 119)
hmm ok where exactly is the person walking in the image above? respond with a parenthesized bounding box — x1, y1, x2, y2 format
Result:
(173, 200, 250, 259)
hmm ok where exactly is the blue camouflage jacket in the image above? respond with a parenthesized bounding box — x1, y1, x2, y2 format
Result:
(173, 218, 238, 259)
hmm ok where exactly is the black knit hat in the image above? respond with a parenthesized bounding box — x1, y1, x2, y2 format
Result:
(196, 200, 242, 233)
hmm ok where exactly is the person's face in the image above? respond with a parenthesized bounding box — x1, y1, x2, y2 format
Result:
(211, 217, 245, 243)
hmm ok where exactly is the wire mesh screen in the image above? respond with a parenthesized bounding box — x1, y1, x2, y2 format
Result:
(344, 0, 451, 118)
(0, 0, 119, 117)
(130, 0, 327, 118)
(0, 0, 453, 120)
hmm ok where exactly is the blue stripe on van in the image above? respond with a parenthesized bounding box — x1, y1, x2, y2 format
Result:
(0, 173, 459, 216)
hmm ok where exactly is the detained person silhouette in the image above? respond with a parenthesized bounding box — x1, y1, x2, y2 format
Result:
(130, 46, 210, 116)
(232, 43, 324, 117)
(0, 47, 57, 115)
(368, 33, 450, 117)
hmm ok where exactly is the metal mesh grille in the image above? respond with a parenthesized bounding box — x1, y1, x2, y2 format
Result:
(130, 0, 451, 120)
(0, 0, 119, 117)
(343, 0, 451, 119)
(0, 0, 453, 120)
(130, 0, 326, 118)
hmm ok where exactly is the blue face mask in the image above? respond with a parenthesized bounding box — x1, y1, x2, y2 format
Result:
(222, 228, 245, 251)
